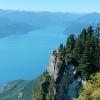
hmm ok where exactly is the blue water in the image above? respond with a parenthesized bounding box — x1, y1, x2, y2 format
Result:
(0, 26, 67, 85)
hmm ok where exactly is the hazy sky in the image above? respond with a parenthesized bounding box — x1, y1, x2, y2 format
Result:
(0, 0, 100, 13)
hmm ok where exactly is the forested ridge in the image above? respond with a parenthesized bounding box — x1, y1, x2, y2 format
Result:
(0, 25, 99, 100)
(64, 25, 100, 78)
(32, 24, 100, 100)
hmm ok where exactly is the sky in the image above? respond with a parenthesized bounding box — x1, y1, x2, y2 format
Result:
(0, 0, 100, 13)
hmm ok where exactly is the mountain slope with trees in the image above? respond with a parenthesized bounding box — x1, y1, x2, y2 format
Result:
(0, 25, 99, 100)
(32, 24, 100, 100)
(75, 72, 100, 100)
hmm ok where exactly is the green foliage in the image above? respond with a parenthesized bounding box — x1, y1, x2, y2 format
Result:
(0, 80, 35, 100)
(32, 72, 54, 100)
(32, 72, 49, 100)
(66, 34, 76, 52)
(39, 25, 100, 100)
(75, 72, 100, 100)
(32, 25, 100, 100)
(57, 25, 100, 78)
(64, 34, 76, 64)
(66, 26, 99, 77)
(58, 43, 65, 61)
(46, 80, 54, 100)
(1, 25, 99, 100)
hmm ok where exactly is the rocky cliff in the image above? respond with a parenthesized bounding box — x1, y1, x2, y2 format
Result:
(47, 50, 86, 100)
(48, 51, 59, 81)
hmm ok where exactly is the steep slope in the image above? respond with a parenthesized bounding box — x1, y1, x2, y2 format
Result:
(64, 12, 100, 35)
(0, 25, 99, 100)
(1, 10, 100, 38)
(0, 74, 48, 100)
(0, 10, 81, 37)
(0, 80, 35, 100)
(0, 16, 33, 37)
(33, 25, 100, 100)
(76, 72, 100, 100)
(47, 51, 82, 100)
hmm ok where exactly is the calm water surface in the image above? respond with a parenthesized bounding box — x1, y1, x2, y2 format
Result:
(0, 26, 67, 84)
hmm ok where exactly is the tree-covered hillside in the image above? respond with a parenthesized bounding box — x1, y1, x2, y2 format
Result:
(65, 25, 100, 78)
(0, 73, 51, 100)
(57, 24, 100, 80)
(32, 25, 100, 100)
(0, 79, 38, 100)
(0, 25, 99, 100)
(75, 72, 100, 100)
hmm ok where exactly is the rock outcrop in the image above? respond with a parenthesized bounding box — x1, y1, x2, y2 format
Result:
(47, 50, 86, 100)
(48, 50, 59, 81)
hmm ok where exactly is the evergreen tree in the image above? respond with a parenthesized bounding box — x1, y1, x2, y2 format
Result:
(77, 26, 99, 77)
(95, 24, 100, 69)
(58, 44, 66, 61)
(73, 29, 87, 61)
(65, 34, 76, 63)
(66, 34, 76, 52)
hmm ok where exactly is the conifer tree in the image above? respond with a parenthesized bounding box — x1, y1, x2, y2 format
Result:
(65, 34, 76, 63)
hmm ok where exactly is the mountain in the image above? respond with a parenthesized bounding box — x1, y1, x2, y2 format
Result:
(0, 11, 100, 100)
(0, 73, 47, 100)
(0, 25, 99, 100)
(0, 10, 81, 37)
(0, 80, 35, 100)
(0, 10, 100, 38)
(64, 12, 100, 35)
(31, 25, 100, 100)
(0, 16, 33, 37)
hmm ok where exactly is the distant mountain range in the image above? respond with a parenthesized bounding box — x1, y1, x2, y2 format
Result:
(0, 10, 100, 37)
(64, 12, 100, 35)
